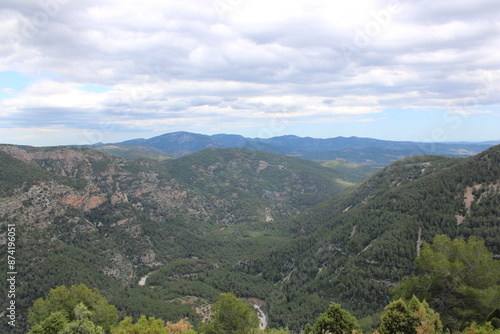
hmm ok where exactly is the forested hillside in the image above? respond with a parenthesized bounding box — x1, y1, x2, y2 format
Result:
(248, 145, 500, 330)
(0, 145, 350, 333)
(0, 144, 499, 333)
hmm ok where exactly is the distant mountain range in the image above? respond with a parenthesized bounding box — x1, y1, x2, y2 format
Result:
(95, 131, 498, 167)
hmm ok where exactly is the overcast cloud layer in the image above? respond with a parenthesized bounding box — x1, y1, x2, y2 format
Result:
(1, 0, 499, 145)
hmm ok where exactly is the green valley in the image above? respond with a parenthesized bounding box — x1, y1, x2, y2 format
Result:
(0, 143, 498, 333)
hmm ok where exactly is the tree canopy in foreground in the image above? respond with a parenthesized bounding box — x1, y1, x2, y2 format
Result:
(395, 235, 500, 330)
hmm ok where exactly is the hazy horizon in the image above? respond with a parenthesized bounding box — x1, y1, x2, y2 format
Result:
(1, 130, 499, 148)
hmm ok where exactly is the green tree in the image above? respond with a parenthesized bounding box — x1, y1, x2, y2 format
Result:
(395, 235, 500, 330)
(60, 303, 105, 334)
(28, 284, 118, 333)
(407, 296, 443, 334)
(487, 309, 500, 330)
(28, 312, 69, 334)
(462, 322, 500, 334)
(199, 293, 259, 334)
(111, 315, 169, 334)
(166, 318, 196, 333)
(379, 299, 419, 334)
(28, 304, 104, 334)
(378, 297, 442, 334)
(305, 302, 360, 334)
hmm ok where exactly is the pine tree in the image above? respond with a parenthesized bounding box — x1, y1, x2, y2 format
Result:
(305, 302, 360, 334)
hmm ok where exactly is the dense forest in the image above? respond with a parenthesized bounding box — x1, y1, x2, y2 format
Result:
(0, 144, 499, 333)
(19, 234, 500, 334)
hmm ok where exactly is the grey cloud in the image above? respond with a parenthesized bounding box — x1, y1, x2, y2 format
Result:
(400, 0, 500, 24)
(8, 107, 101, 129)
(1, 0, 499, 132)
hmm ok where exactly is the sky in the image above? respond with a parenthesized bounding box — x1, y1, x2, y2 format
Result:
(1, 0, 499, 146)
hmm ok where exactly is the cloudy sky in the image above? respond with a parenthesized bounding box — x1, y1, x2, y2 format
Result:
(1, 0, 499, 146)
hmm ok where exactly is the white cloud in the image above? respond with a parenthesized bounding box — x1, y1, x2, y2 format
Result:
(0, 0, 499, 144)
(449, 109, 493, 115)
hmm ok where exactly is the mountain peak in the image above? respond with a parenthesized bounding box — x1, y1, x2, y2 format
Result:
(107, 131, 497, 166)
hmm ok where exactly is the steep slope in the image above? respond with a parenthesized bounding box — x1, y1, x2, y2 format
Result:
(166, 148, 349, 210)
(0, 146, 346, 231)
(0, 145, 350, 332)
(248, 147, 500, 330)
(270, 155, 458, 237)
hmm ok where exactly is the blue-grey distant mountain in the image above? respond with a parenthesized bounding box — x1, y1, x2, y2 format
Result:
(106, 131, 495, 166)
(116, 131, 224, 158)
(478, 140, 500, 145)
(121, 131, 224, 151)
(210, 134, 248, 147)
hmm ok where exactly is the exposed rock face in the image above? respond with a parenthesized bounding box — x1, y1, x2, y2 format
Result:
(0, 144, 348, 294)
(0, 182, 74, 225)
(111, 191, 128, 204)
(1, 145, 350, 242)
(456, 182, 500, 225)
(0, 145, 34, 162)
(140, 249, 157, 264)
(103, 252, 135, 285)
(60, 193, 107, 211)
